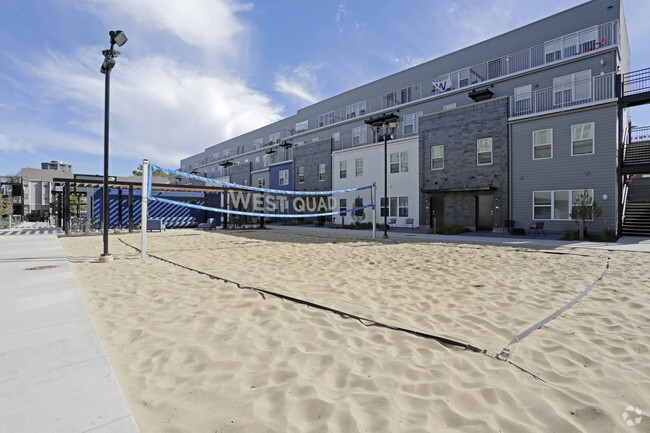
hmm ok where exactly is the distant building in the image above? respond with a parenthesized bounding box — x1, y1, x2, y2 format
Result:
(41, 160, 72, 172)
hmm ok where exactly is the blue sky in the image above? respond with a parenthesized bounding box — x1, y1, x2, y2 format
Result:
(1, 0, 650, 177)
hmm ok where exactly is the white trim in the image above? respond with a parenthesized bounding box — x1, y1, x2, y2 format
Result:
(533, 128, 553, 160)
(477, 137, 493, 166)
(532, 189, 594, 220)
(431, 145, 444, 170)
(571, 122, 595, 156)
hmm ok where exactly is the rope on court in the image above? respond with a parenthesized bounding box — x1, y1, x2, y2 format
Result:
(118, 237, 610, 383)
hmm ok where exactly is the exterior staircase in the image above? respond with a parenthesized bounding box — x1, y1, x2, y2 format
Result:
(624, 140, 650, 165)
(622, 202, 650, 236)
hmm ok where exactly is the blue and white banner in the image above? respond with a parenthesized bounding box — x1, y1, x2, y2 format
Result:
(432, 78, 452, 92)
(147, 163, 375, 219)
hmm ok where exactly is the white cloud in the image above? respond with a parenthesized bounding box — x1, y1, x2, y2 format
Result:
(11, 45, 283, 170)
(274, 63, 322, 105)
(76, 0, 252, 54)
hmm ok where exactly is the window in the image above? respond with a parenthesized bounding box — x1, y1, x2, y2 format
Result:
(477, 137, 493, 165)
(553, 70, 591, 106)
(279, 169, 289, 186)
(269, 132, 280, 145)
(345, 101, 367, 119)
(572, 123, 594, 155)
(400, 152, 408, 173)
(352, 126, 367, 145)
(339, 161, 347, 179)
(390, 151, 408, 173)
(258, 177, 266, 188)
(398, 197, 409, 217)
(318, 111, 335, 127)
(332, 132, 340, 148)
(385, 197, 409, 217)
(403, 112, 422, 135)
(318, 163, 326, 181)
(514, 85, 532, 115)
(340, 198, 347, 212)
(533, 129, 553, 159)
(572, 189, 594, 219)
(431, 145, 444, 170)
(355, 158, 363, 177)
(533, 189, 594, 220)
(298, 166, 305, 184)
(390, 153, 399, 173)
(383, 91, 397, 108)
(442, 102, 456, 110)
(533, 191, 552, 219)
(544, 38, 562, 63)
(459, 68, 470, 87)
(390, 197, 397, 217)
(400, 87, 413, 104)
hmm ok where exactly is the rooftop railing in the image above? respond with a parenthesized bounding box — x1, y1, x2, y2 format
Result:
(186, 20, 618, 172)
(509, 72, 616, 118)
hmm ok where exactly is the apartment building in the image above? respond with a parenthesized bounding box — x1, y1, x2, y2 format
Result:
(180, 0, 631, 235)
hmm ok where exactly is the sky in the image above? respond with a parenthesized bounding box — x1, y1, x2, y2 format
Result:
(1, 0, 650, 177)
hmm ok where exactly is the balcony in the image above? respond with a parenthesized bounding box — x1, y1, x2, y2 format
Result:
(194, 20, 618, 170)
(509, 73, 616, 118)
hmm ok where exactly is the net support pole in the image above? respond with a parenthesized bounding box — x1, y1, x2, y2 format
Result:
(372, 182, 377, 240)
(141, 159, 149, 260)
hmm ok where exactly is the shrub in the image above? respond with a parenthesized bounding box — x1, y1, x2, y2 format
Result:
(428, 225, 471, 235)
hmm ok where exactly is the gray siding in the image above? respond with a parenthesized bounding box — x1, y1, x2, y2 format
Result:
(511, 104, 618, 234)
(293, 139, 333, 191)
(229, 162, 252, 186)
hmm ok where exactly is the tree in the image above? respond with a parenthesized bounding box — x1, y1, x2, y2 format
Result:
(570, 189, 603, 241)
(352, 196, 365, 225)
(132, 164, 170, 178)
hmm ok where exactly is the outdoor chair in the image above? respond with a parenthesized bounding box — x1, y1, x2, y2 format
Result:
(528, 221, 545, 237)
(405, 218, 414, 229)
(388, 218, 397, 229)
(198, 218, 217, 230)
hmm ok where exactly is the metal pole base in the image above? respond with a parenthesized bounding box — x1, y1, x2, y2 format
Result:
(98, 253, 113, 263)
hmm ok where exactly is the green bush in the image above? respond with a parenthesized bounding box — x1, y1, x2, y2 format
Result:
(594, 228, 618, 242)
(428, 225, 471, 235)
(561, 228, 618, 242)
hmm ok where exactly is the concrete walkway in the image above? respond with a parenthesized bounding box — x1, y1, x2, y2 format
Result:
(266, 223, 650, 252)
(0, 222, 139, 433)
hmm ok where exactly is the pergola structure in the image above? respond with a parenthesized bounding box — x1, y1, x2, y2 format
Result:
(52, 174, 243, 234)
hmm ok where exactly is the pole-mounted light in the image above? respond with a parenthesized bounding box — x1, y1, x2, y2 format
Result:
(99, 30, 127, 263)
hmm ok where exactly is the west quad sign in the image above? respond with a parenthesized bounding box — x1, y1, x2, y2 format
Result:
(228, 191, 338, 214)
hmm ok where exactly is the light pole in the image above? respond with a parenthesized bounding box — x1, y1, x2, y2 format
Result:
(365, 113, 399, 237)
(99, 30, 127, 263)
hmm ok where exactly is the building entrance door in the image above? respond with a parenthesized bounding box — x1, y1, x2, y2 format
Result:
(475, 195, 494, 230)
(429, 196, 444, 229)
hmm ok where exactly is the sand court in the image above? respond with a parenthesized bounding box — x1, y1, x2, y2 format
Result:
(60, 230, 650, 433)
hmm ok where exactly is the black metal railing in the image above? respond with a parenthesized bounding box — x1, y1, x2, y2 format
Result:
(622, 68, 650, 97)
(628, 185, 650, 202)
(630, 126, 650, 142)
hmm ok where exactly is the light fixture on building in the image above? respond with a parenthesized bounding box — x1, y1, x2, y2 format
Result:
(99, 30, 127, 264)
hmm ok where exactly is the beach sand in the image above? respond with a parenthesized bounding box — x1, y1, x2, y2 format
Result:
(59, 229, 650, 432)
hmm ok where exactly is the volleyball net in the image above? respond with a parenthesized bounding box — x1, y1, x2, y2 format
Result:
(144, 161, 376, 220)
